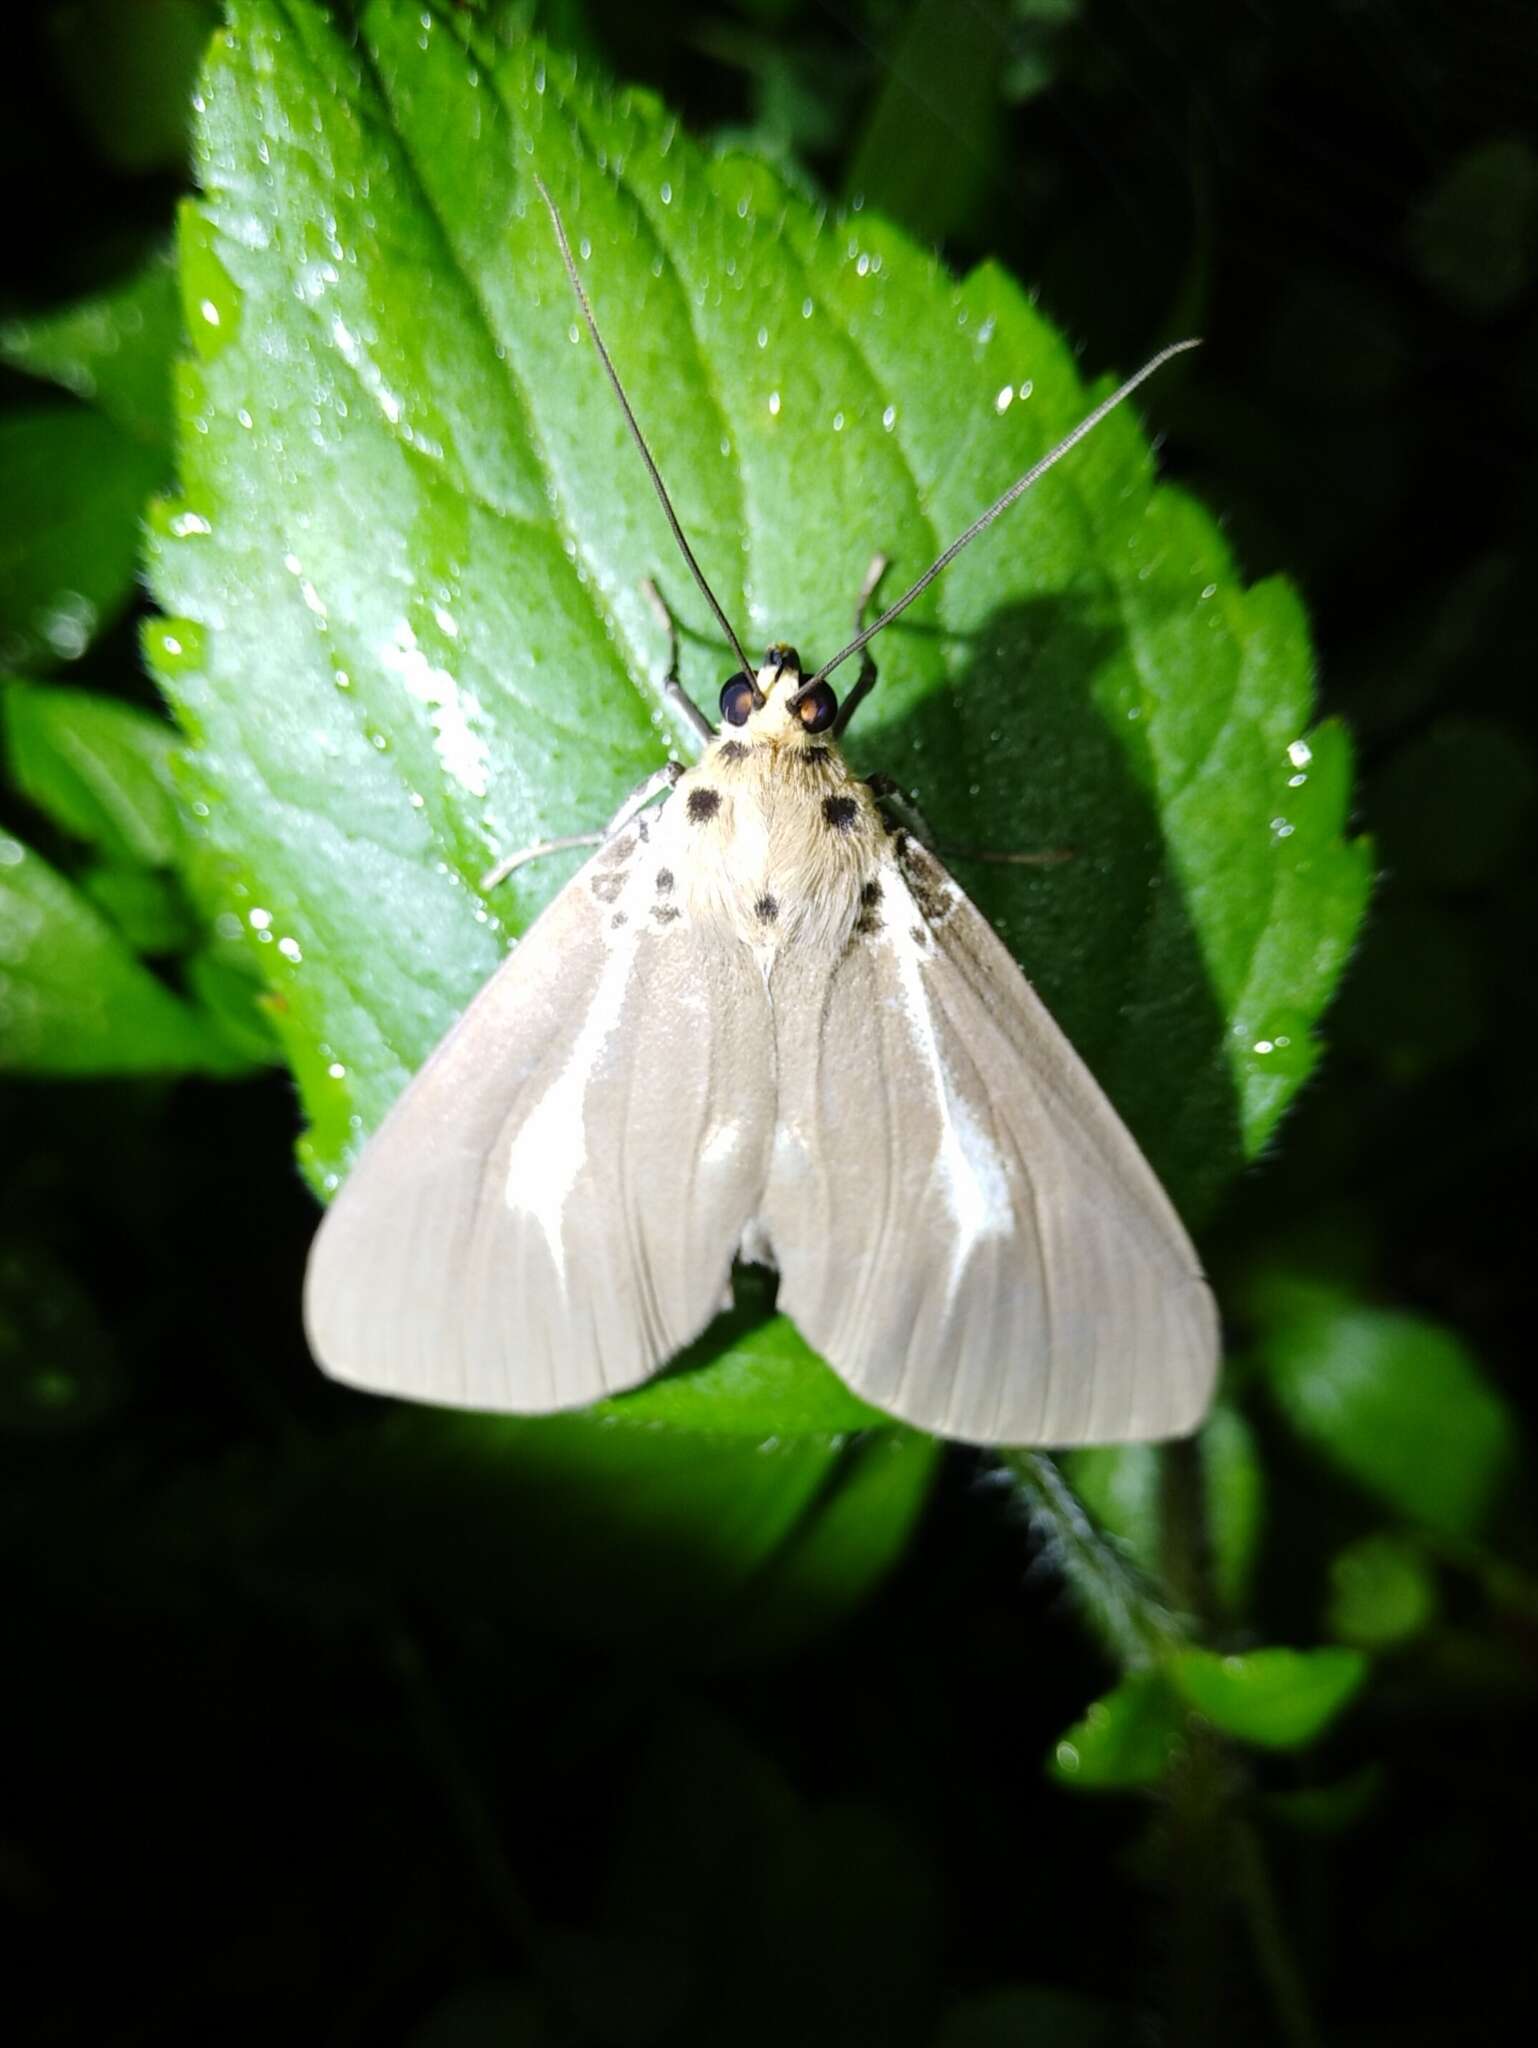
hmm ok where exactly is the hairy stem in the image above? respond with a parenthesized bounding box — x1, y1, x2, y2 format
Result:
(996, 1448, 1187, 1666)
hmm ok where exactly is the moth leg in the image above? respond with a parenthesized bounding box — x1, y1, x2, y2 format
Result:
(832, 552, 889, 739)
(480, 762, 683, 892)
(641, 576, 715, 750)
(866, 775, 1072, 866)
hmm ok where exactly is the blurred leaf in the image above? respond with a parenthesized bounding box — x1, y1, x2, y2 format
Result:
(0, 250, 182, 447)
(1201, 1400, 1264, 1615)
(709, 1432, 941, 1662)
(144, 1, 1367, 1433)
(1050, 1667, 1184, 1789)
(0, 831, 240, 1074)
(1264, 1764, 1385, 1837)
(45, 0, 217, 175)
(79, 861, 196, 954)
(1327, 1533, 1439, 1650)
(1168, 1645, 1367, 1749)
(146, 1406, 852, 1646)
(0, 409, 165, 671)
(843, 0, 1007, 245)
(1061, 1439, 1160, 1572)
(184, 943, 278, 1060)
(1405, 137, 1538, 319)
(1001, 0, 1083, 107)
(1256, 1296, 1514, 1540)
(3, 679, 183, 866)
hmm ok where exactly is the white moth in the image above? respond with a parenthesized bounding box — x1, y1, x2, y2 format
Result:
(304, 178, 1220, 1446)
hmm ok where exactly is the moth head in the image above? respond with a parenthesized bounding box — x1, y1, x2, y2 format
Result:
(719, 645, 838, 743)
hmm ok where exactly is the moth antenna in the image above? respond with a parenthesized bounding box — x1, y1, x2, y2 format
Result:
(793, 337, 1202, 698)
(533, 174, 755, 680)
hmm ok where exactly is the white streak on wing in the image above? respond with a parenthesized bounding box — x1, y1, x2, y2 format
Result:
(882, 886, 1013, 1305)
(699, 1116, 742, 1168)
(501, 923, 637, 1287)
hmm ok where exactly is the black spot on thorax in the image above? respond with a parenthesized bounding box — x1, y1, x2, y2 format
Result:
(716, 740, 749, 764)
(754, 893, 778, 923)
(687, 787, 721, 823)
(821, 793, 859, 832)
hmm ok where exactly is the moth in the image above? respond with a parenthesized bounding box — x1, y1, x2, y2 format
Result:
(304, 178, 1219, 1446)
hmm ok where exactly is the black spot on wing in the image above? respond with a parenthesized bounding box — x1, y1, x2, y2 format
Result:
(861, 880, 882, 906)
(655, 868, 674, 893)
(687, 787, 721, 823)
(611, 911, 628, 928)
(591, 871, 626, 904)
(652, 904, 682, 924)
(821, 794, 859, 832)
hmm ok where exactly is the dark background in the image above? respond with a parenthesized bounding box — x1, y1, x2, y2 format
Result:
(4, 2, 1536, 2042)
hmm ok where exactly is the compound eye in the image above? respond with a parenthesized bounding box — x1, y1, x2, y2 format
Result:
(719, 674, 756, 727)
(795, 682, 838, 734)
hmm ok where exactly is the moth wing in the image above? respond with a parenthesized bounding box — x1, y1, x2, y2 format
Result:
(305, 825, 773, 1412)
(762, 844, 1218, 1446)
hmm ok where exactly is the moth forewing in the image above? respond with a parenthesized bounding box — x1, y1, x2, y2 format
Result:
(762, 835, 1218, 1446)
(303, 808, 775, 1412)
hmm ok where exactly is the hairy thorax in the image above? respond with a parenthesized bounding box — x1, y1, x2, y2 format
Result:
(672, 730, 883, 960)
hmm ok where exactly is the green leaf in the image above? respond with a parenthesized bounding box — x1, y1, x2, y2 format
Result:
(1256, 1296, 1514, 1539)
(79, 862, 197, 954)
(145, 1, 1367, 1430)
(1327, 1533, 1439, 1650)
(0, 410, 166, 672)
(1050, 1667, 1184, 1789)
(1168, 1645, 1367, 1749)
(153, 1407, 853, 1648)
(1264, 1764, 1385, 1836)
(3, 680, 184, 866)
(0, 250, 183, 448)
(594, 1271, 885, 1435)
(0, 830, 239, 1074)
(709, 1432, 941, 1662)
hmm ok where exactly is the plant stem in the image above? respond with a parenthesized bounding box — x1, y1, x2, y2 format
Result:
(996, 1448, 1187, 1666)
